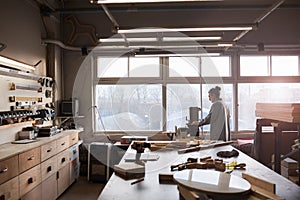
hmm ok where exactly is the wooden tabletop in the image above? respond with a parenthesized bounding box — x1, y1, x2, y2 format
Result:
(0, 130, 78, 161)
(98, 142, 300, 200)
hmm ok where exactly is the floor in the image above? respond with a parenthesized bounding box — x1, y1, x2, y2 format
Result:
(58, 176, 105, 200)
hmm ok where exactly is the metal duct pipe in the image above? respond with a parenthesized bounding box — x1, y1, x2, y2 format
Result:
(234, 0, 285, 42)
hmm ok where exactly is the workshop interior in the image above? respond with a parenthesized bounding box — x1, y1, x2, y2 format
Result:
(0, 0, 300, 200)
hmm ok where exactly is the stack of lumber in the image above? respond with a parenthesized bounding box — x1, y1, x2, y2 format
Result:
(114, 163, 145, 180)
(281, 157, 299, 184)
(255, 103, 300, 123)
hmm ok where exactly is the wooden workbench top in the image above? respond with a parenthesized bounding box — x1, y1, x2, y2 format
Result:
(0, 129, 79, 161)
(98, 143, 300, 200)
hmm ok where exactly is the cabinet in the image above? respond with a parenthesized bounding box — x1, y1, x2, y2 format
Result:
(19, 164, 41, 197)
(0, 176, 19, 200)
(0, 155, 18, 185)
(0, 130, 80, 200)
(42, 173, 57, 200)
(57, 164, 70, 196)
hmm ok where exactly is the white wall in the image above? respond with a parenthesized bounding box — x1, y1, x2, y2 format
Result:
(0, 0, 48, 144)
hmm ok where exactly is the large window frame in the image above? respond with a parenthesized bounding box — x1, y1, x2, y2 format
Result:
(94, 55, 233, 134)
(93, 52, 300, 135)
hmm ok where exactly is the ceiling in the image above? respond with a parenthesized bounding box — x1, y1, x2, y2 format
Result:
(39, 0, 300, 53)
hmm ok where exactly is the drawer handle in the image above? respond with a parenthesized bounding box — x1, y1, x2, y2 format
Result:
(28, 177, 33, 184)
(61, 142, 65, 146)
(0, 194, 5, 200)
(0, 167, 8, 173)
(47, 148, 52, 153)
(72, 137, 76, 141)
(73, 150, 77, 155)
(27, 155, 35, 161)
(61, 157, 66, 163)
(47, 166, 52, 172)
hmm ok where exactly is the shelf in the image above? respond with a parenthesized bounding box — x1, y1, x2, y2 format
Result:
(56, 116, 85, 127)
(0, 121, 34, 130)
(56, 116, 85, 119)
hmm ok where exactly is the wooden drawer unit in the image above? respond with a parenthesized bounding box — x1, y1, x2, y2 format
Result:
(19, 164, 41, 197)
(57, 149, 70, 170)
(41, 156, 57, 181)
(57, 164, 70, 197)
(41, 140, 57, 162)
(0, 155, 18, 185)
(69, 131, 79, 146)
(56, 136, 70, 153)
(19, 147, 41, 174)
(20, 184, 42, 200)
(42, 173, 57, 200)
(0, 176, 19, 200)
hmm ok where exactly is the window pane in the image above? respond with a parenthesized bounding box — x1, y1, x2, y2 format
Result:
(238, 83, 300, 130)
(201, 57, 231, 77)
(272, 56, 299, 76)
(169, 57, 200, 77)
(97, 57, 128, 78)
(129, 57, 160, 77)
(96, 84, 162, 131)
(201, 84, 234, 131)
(240, 56, 269, 76)
(167, 84, 200, 131)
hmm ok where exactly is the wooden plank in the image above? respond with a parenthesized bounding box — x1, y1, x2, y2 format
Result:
(242, 173, 275, 194)
(9, 96, 42, 102)
(177, 141, 233, 154)
(256, 103, 300, 109)
(178, 185, 201, 200)
(250, 185, 284, 200)
(158, 173, 174, 184)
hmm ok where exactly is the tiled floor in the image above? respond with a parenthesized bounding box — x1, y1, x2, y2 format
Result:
(58, 176, 105, 200)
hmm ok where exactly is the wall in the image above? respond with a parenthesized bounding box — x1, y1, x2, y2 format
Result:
(0, 0, 47, 75)
(0, 0, 54, 144)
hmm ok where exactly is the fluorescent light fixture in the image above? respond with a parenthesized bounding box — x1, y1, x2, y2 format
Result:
(163, 36, 222, 41)
(135, 52, 221, 57)
(117, 26, 254, 34)
(0, 55, 35, 71)
(217, 43, 234, 47)
(91, 0, 223, 4)
(99, 36, 222, 43)
(99, 38, 157, 42)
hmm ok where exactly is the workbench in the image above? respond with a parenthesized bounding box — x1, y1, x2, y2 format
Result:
(98, 142, 300, 200)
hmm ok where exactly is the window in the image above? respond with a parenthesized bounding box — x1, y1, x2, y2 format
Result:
(240, 56, 269, 76)
(95, 53, 300, 134)
(97, 57, 160, 78)
(166, 84, 200, 130)
(95, 84, 162, 131)
(272, 56, 298, 76)
(240, 55, 299, 77)
(169, 57, 200, 77)
(201, 57, 231, 77)
(169, 56, 231, 77)
(238, 83, 300, 130)
(97, 57, 128, 78)
(129, 57, 160, 77)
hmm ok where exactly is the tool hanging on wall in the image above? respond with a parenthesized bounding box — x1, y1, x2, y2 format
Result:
(10, 82, 42, 92)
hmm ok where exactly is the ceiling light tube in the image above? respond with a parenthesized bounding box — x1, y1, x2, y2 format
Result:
(117, 26, 254, 34)
(99, 36, 222, 43)
(91, 0, 223, 4)
(134, 52, 221, 57)
(0, 55, 35, 71)
(99, 38, 158, 42)
(163, 36, 222, 42)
